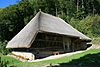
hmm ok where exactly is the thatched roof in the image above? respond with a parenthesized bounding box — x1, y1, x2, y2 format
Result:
(6, 11, 92, 48)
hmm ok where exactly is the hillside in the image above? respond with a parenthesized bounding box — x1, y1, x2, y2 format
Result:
(88, 38, 100, 49)
(92, 38, 100, 45)
(69, 15, 100, 38)
(0, 0, 100, 67)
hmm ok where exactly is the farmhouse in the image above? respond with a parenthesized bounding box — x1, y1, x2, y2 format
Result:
(6, 11, 92, 60)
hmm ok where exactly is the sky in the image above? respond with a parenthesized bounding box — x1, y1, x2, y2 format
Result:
(0, 0, 21, 8)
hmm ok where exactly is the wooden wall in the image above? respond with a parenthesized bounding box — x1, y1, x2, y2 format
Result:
(13, 32, 88, 58)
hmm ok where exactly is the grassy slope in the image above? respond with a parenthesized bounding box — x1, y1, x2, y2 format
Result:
(89, 38, 100, 49)
(1, 49, 100, 67)
(0, 8, 3, 11)
(0, 55, 21, 66)
(92, 38, 100, 45)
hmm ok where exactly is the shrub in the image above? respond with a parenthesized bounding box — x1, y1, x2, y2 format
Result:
(0, 57, 8, 67)
(0, 40, 12, 55)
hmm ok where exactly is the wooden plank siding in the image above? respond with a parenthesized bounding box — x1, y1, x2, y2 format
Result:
(13, 32, 88, 59)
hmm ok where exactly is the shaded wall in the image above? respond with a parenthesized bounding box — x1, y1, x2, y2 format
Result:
(13, 32, 89, 58)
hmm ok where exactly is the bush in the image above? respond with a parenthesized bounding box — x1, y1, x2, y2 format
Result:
(0, 57, 8, 67)
(69, 15, 100, 38)
(0, 40, 12, 55)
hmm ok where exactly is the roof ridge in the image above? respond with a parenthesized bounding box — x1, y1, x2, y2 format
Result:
(38, 11, 41, 30)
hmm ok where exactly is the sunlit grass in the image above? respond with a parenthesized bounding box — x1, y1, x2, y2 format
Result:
(1, 49, 100, 67)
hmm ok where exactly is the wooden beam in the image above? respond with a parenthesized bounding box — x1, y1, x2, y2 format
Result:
(63, 36, 66, 51)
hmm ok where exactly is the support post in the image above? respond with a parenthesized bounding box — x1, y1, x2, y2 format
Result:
(63, 36, 66, 51)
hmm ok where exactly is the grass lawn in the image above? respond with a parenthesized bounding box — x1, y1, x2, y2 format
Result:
(1, 49, 100, 67)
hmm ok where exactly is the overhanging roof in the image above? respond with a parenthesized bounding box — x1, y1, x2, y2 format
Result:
(6, 11, 92, 48)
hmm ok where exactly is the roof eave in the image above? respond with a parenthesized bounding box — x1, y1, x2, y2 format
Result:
(6, 46, 30, 48)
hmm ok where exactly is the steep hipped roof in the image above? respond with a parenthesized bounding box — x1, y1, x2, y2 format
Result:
(6, 11, 92, 48)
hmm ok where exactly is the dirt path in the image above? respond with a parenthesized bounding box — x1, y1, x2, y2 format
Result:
(8, 50, 85, 62)
(28, 50, 85, 62)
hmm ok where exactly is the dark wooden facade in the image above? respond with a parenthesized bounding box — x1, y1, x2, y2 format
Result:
(30, 32, 88, 58)
(13, 32, 88, 59)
